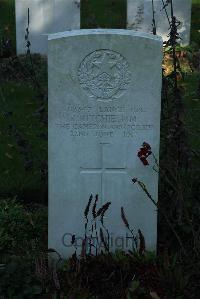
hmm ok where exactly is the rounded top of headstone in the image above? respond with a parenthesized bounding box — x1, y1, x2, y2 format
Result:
(48, 29, 163, 43)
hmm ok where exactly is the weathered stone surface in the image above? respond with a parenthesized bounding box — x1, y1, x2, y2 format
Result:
(15, 0, 80, 54)
(127, 0, 192, 45)
(48, 29, 163, 257)
(127, 0, 145, 31)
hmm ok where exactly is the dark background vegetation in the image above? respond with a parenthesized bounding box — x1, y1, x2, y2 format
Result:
(0, 0, 200, 298)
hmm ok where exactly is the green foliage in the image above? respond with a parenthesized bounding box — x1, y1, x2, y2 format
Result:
(0, 248, 193, 299)
(0, 0, 16, 54)
(0, 255, 43, 298)
(183, 72, 200, 149)
(57, 251, 159, 299)
(81, 0, 126, 29)
(0, 199, 47, 297)
(127, 280, 148, 299)
(191, 0, 200, 47)
(0, 198, 47, 254)
(0, 55, 47, 200)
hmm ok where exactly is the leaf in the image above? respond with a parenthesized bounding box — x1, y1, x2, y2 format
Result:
(7, 144, 14, 148)
(150, 291, 160, 299)
(127, 293, 134, 299)
(129, 280, 140, 292)
(5, 153, 13, 159)
(0, 264, 5, 271)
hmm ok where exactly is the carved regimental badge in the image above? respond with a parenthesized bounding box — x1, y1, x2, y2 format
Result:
(78, 49, 131, 100)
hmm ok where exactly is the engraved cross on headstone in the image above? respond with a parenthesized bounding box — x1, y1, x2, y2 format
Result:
(80, 143, 127, 201)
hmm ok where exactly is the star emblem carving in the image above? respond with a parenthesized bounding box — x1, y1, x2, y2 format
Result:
(92, 53, 118, 77)
(78, 49, 131, 100)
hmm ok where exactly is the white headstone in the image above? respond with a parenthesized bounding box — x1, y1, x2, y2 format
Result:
(48, 29, 163, 258)
(15, 0, 80, 54)
(127, 0, 192, 45)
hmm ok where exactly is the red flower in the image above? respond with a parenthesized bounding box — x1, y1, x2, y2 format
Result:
(140, 156, 149, 166)
(137, 142, 152, 166)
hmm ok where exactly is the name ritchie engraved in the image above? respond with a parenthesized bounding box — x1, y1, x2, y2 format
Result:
(56, 104, 153, 138)
(60, 113, 136, 123)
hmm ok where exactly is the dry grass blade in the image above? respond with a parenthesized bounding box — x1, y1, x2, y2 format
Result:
(81, 239, 87, 258)
(84, 194, 93, 220)
(121, 207, 130, 229)
(100, 202, 111, 224)
(150, 291, 160, 299)
(138, 229, 145, 255)
(99, 227, 109, 251)
(92, 194, 98, 218)
(96, 202, 111, 218)
(52, 269, 60, 290)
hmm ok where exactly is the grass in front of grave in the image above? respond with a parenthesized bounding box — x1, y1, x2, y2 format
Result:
(0, 197, 198, 299)
(0, 0, 16, 53)
(81, 0, 126, 29)
(0, 199, 188, 299)
(0, 80, 47, 200)
(0, 250, 192, 299)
